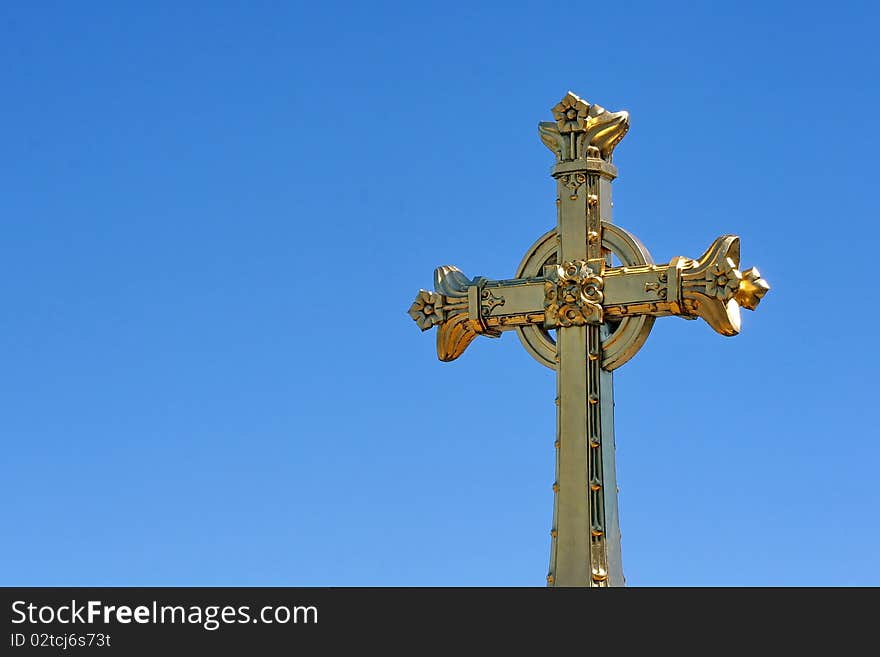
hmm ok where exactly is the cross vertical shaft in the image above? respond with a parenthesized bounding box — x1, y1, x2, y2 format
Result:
(550, 155, 622, 586)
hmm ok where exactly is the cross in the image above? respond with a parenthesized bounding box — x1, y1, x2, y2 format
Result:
(408, 92, 770, 587)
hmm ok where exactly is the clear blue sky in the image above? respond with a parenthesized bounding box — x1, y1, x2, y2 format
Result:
(2, 1, 877, 586)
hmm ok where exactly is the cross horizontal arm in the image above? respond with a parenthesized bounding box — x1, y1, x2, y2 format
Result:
(603, 234, 770, 335)
(408, 234, 769, 361)
(407, 266, 545, 361)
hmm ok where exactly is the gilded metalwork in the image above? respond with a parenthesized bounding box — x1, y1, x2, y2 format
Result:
(406, 92, 770, 587)
(514, 223, 655, 371)
(410, 233, 768, 352)
(586, 322, 608, 586)
(736, 267, 771, 310)
(408, 265, 500, 362)
(544, 261, 604, 327)
(540, 91, 630, 162)
(408, 290, 444, 331)
(600, 234, 770, 336)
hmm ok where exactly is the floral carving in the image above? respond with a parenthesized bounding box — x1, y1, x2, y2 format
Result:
(705, 259, 742, 301)
(540, 91, 630, 162)
(553, 93, 590, 133)
(544, 261, 604, 327)
(408, 290, 444, 331)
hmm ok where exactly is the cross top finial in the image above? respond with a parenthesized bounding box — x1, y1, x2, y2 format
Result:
(539, 92, 629, 162)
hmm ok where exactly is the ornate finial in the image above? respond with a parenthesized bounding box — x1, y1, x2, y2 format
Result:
(408, 266, 500, 362)
(675, 235, 771, 336)
(735, 267, 771, 310)
(539, 92, 630, 162)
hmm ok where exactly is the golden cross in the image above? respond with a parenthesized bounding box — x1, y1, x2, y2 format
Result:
(408, 92, 769, 587)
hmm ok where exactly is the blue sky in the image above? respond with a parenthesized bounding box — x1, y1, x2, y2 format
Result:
(2, 1, 878, 586)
